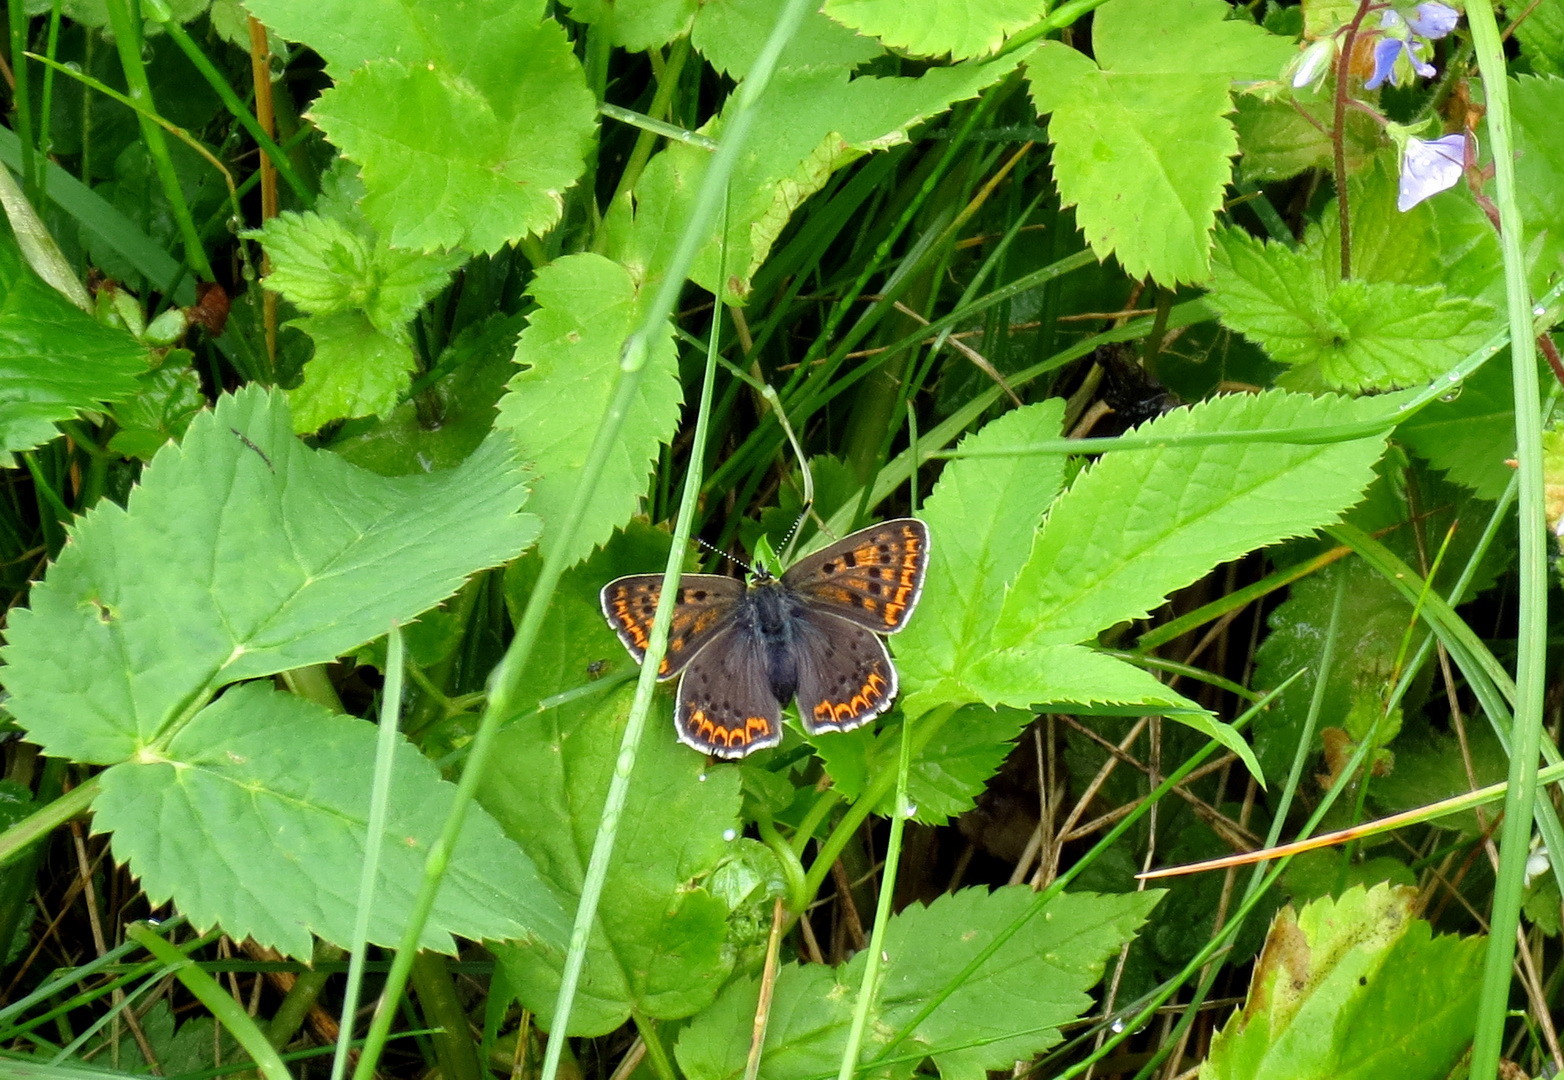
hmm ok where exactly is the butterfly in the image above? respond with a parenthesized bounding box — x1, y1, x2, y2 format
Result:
(600, 519, 930, 759)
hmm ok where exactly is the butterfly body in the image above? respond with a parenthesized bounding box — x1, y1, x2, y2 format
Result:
(600, 518, 929, 759)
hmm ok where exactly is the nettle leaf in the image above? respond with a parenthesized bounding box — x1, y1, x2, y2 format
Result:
(1202, 885, 1482, 1080)
(821, 0, 1045, 60)
(897, 399, 1065, 710)
(2, 386, 539, 765)
(604, 56, 1020, 304)
(561, 0, 696, 51)
(1511, 76, 1564, 293)
(1206, 229, 1495, 392)
(811, 705, 1034, 825)
(677, 887, 1160, 1080)
(1025, 0, 1296, 284)
(1396, 352, 1515, 500)
(93, 683, 569, 958)
(485, 537, 749, 1035)
(287, 310, 417, 433)
(1515, 3, 1564, 76)
(495, 253, 682, 567)
(0, 233, 149, 461)
(106, 361, 206, 461)
(248, 166, 465, 431)
(247, 0, 595, 253)
(692, 0, 882, 80)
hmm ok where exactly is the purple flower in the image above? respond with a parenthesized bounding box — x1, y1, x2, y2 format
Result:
(1398, 133, 1468, 211)
(1406, 2, 1459, 39)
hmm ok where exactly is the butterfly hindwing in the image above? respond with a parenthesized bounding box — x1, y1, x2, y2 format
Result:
(599, 573, 744, 678)
(784, 518, 930, 634)
(676, 625, 785, 758)
(792, 609, 899, 735)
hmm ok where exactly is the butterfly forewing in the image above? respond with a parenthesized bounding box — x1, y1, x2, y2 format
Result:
(599, 573, 744, 678)
(783, 518, 930, 634)
(676, 625, 785, 758)
(791, 611, 898, 736)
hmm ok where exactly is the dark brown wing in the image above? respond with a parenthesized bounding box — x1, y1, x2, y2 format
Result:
(791, 609, 899, 736)
(783, 518, 930, 634)
(599, 573, 743, 679)
(676, 625, 784, 759)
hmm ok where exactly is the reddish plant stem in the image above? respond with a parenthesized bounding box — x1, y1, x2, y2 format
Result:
(1331, 0, 1384, 280)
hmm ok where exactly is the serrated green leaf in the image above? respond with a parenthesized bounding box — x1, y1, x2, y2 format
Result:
(1201, 884, 1482, 1080)
(0, 233, 150, 460)
(561, 0, 696, 51)
(1511, 75, 1564, 294)
(495, 253, 681, 567)
(286, 310, 416, 433)
(485, 537, 744, 1035)
(1025, 0, 1296, 284)
(1396, 354, 1514, 499)
(93, 682, 568, 959)
(247, 0, 596, 253)
(603, 57, 1020, 304)
(897, 400, 1066, 714)
(106, 360, 205, 461)
(2, 386, 538, 764)
(677, 886, 1160, 1080)
(811, 705, 1034, 825)
(995, 390, 1392, 650)
(251, 212, 373, 315)
(1516, 0, 1564, 75)
(821, 0, 1045, 60)
(1206, 229, 1495, 391)
(332, 312, 524, 475)
(692, 0, 882, 79)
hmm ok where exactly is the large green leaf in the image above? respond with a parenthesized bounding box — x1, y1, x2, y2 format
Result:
(692, 0, 882, 79)
(1024, 0, 1295, 284)
(93, 683, 569, 958)
(895, 399, 1065, 713)
(247, 0, 595, 252)
(1201, 885, 1482, 1080)
(602, 56, 1021, 304)
(485, 533, 756, 1035)
(561, 0, 696, 51)
(2, 386, 539, 764)
(0, 232, 149, 461)
(1206, 229, 1495, 392)
(677, 886, 1160, 1080)
(821, 0, 1045, 60)
(495, 253, 682, 567)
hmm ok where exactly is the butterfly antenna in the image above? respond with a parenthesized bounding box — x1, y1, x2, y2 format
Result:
(694, 534, 755, 576)
(760, 383, 823, 563)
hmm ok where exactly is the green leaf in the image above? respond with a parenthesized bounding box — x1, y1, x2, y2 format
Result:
(995, 390, 1392, 650)
(1206, 229, 1495, 392)
(485, 537, 747, 1035)
(896, 400, 1066, 715)
(820, 0, 1044, 60)
(2, 386, 539, 764)
(0, 232, 149, 461)
(332, 313, 524, 475)
(105, 360, 206, 461)
(1201, 884, 1482, 1080)
(811, 705, 1034, 825)
(286, 310, 417, 433)
(676, 886, 1161, 1080)
(495, 253, 682, 567)
(1515, 1, 1564, 76)
(92, 682, 569, 959)
(603, 57, 1021, 304)
(247, 0, 596, 253)
(692, 0, 882, 79)
(1025, 0, 1295, 284)
(1510, 76, 1564, 294)
(1396, 354, 1515, 500)
(561, 0, 696, 51)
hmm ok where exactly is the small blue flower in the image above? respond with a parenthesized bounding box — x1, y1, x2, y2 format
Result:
(1406, 2, 1459, 39)
(1398, 133, 1468, 211)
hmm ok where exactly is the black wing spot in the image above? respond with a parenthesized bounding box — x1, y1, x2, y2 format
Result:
(693, 589, 708, 601)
